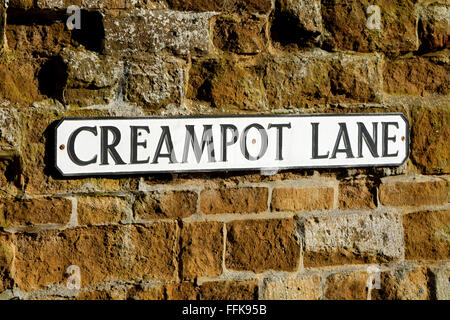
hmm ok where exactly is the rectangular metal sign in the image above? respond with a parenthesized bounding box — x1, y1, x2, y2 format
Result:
(54, 114, 409, 176)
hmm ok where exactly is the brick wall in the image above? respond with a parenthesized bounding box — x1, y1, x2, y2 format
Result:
(0, 0, 448, 300)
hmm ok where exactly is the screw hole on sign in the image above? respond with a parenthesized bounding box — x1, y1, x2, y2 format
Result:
(252, 139, 257, 144)
(401, 136, 405, 141)
(60, 144, 65, 150)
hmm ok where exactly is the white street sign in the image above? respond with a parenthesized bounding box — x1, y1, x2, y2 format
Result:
(54, 114, 409, 176)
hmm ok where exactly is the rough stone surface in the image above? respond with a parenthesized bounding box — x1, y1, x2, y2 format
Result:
(163, 282, 196, 300)
(226, 219, 300, 273)
(403, 210, 450, 261)
(271, 187, 334, 212)
(432, 267, 450, 300)
(339, 179, 376, 209)
(77, 196, 129, 225)
(325, 272, 369, 300)
(0, 197, 72, 227)
(187, 58, 267, 110)
(134, 191, 198, 220)
(302, 213, 403, 267)
(166, 0, 273, 13)
(372, 267, 430, 300)
(322, 0, 419, 52)
(411, 106, 450, 174)
(271, 0, 322, 48)
(200, 187, 268, 214)
(264, 275, 322, 300)
(383, 56, 449, 96)
(61, 48, 123, 106)
(0, 108, 20, 151)
(12, 223, 178, 291)
(104, 9, 213, 56)
(213, 15, 267, 55)
(419, 3, 449, 52)
(264, 51, 382, 108)
(199, 280, 258, 300)
(0, 0, 6, 50)
(180, 222, 223, 280)
(0, 233, 14, 292)
(125, 56, 186, 109)
(379, 177, 448, 207)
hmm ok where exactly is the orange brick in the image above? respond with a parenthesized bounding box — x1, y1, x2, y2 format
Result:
(134, 191, 198, 219)
(180, 222, 223, 280)
(379, 179, 448, 207)
(200, 187, 268, 214)
(403, 210, 450, 260)
(78, 196, 129, 225)
(226, 219, 300, 273)
(199, 280, 258, 300)
(271, 187, 334, 212)
(0, 197, 72, 228)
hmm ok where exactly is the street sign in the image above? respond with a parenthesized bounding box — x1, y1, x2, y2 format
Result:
(54, 114, 409, 177)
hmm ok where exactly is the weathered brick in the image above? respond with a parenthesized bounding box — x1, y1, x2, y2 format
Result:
(61, 48, 123, 107)
(134, 190, 198, 220)
(411, 106, 450, 174)
(379, 177, 448, 207)
(127, 284, 165, 300)
(0, 0, 6, 50)
(127, 223, 178, 281)
(383, 56, 449, 96)
(9, 0, 33, 9)
(6, 22, 72, 58)
(13, 223, 178, 291)
(104, 10, 213, 56)
(23, 0, 127, 9)
(0, 108, 20, 152)
(125, 56, 186, 109)
(302, 213, 403, 267)
(0, 233, 14, 292)
(13, 226, 124, 291)
(166, 0, 272, 13)
(200, 187, 268, 214)
(432, 267, 450, 300)
(264, 51, 382, 108)
(213, 15, 267, 55)
(166, 0, 223, 11)
(0, 58, 43, 106)
(403, 210, 450, 261)
(325, 272, 369, 300)
(180, 222, 223, 280)
(271, 0, 322, 48)
(263, 275, 322, 300)
(322, 0, 419, 52)
(226, 219, 300, 272)
(271, 187, 334, 212)
(77, 196, 129, 226)
(0, 197, 72, 228)
(419, 3, 449, 51)
(199, 280, 258, 300)
(339, 179, 376, 209)
(76, 288, 128, 300)
(372, 267, 430, 300)
(166, 282, 198, 300)
(0, 158, 20, 197)
(187, 58, 266, 110)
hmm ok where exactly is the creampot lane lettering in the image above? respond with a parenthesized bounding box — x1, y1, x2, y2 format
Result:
(54, 114, 409, 176)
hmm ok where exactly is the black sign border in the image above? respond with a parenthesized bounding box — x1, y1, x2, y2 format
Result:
(53, 113, 410, 177)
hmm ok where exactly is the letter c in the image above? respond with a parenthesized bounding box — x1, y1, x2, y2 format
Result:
(67, 126, 98, 166)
